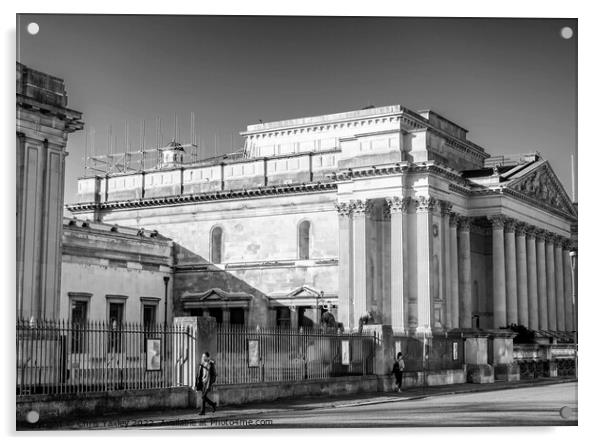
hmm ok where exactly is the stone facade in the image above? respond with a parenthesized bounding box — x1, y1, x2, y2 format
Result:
(17, 63, 83, 321)
(67, 105, 578, 334)
(60, 218, 174, 325)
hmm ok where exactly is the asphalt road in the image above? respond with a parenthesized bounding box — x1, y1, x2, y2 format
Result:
(155, 382, 578, 429)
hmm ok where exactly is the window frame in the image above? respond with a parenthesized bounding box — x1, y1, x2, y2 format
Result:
(68, 292, 92, 354)
(210, 225, 224, 264)
(106, 295, 128, 354)
(297, 219, 311, 260)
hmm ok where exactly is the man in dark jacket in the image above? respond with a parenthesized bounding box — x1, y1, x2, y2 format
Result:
(391, 352, 405, 393)
(196, 352, 217, 415)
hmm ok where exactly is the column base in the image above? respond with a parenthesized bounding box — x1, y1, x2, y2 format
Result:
(494, 363, 521, 382)
(466, 364, 494, 384)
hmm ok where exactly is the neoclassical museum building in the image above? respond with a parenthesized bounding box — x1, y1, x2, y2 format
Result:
(67, 105, 578, 336)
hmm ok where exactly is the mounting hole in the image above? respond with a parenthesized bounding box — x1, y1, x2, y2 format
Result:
(26, 410, 40, 423)
(559, 406, 572, 419)
(560, 27, 573, 40)
(27, 22, 40, 35)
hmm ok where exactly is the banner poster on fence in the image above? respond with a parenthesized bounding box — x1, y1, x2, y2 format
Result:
(453, 341, 458, 360)
(146, 338, 161, 371)
(341, 340, 350, 365)
(248, 339, 260, 367)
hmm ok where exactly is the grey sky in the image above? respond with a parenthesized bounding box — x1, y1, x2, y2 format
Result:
(17, 15, 577, 204)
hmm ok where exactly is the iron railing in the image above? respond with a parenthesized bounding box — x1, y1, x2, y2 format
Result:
(215, 325, 376, 385)
(391, 335, 465, 372)
(16, 319, 194, 397)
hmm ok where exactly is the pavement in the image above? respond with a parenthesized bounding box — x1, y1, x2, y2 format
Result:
(19, 376, 577, 430)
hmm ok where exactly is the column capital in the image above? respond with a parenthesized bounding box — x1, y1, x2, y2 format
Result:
(534, 228, 548, 241)
(525, 225, 538, 239)
(449, 212, 459, 227)
(515, 222, 528, 236)
(385, 196, 412, 214)
(504, 218, 517, 234)
(543, 231, 556, 243)
(335, 202, 353, 217)
(349, 199, 372, 215)
(488, 214, 506, 229)
(415, 196, 437, 213)
(553, 235, 565, 247)
(561, 238, 572, 250)
(457, 216, 472, 232)
(439, 200, 453, 216)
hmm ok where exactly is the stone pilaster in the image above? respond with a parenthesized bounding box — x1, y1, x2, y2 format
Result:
(458, 216, 472, 329)
(415, 196, 437, 333)
(554, 237, 565, 332)
(526, 227, 539, 329)
(440, 201, 453, 329)
(489, 215, 507, 329)
(562, 241, 574, 332)
(449, 213, 460, 329)
(386, 196, 411, 333)
(535, 229, 548, 330)
(351, 199, 370, 327)
(335, 202, 353, 330)
(545, 233, 557, 331)
(515, 223, 529, 327)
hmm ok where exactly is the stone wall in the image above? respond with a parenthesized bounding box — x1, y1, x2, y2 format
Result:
(60, 219, 174, 323)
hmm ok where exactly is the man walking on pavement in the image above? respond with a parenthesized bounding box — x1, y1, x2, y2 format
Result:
(392, 352, 405, 393)
(196, 351, 217, 415)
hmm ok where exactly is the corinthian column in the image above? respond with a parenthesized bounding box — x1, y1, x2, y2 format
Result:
(563, 241, 574, 332)
(504, 219, 518, 325)
(515, 223, 529, 326)
(535, 230, 548, 330)
(554, 237, 565, 331)
(440, 201, 453, 329)
(415, 196, 436, 332)
(351, 199, 370, 327)
(387, 196, 411, 333)
(489, 215, 506, 329)
(458, 216, 472, 329)
(526, 227, 539, 329)
(449, 213, 459, 329)
(335, 202, 353, 330)
(545, 233, 557, 331)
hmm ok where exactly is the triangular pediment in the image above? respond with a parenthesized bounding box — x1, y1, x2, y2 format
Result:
(286, 285, 322, 298)
(505, 161, 577, 218)
(182, 288, 252, 302)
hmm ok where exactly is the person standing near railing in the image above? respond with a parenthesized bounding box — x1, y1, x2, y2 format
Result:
(195, 352, 217, 416)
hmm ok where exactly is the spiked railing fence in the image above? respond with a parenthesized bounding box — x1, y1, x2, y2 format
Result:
(214, 325, 377, 385)
(16, 319, 194, 397)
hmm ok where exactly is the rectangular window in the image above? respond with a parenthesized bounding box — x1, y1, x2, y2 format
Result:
(142, 304, 157, 352)
(71, 300, 88, 353)
(276, 307, 291, 327)
(108, 302, 124, 353)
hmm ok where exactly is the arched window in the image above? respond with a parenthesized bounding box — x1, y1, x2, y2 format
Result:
(298, 220, 310, 260)
(211, 226, 223, 264)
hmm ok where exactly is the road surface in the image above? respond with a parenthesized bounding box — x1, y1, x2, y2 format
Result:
(147, 382, 577, 429)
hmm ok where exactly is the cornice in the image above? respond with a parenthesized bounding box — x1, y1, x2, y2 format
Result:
(67, 181, 338, 213)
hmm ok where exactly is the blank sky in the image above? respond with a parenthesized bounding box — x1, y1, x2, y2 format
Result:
(17, 15, 577, 204)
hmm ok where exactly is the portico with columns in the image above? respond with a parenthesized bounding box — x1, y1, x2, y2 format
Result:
(333, 158, 577, 337)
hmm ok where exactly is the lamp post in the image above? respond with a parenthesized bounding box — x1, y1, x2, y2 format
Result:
(569, 250, 577, 375)
(163, 276, 170, 328)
